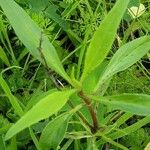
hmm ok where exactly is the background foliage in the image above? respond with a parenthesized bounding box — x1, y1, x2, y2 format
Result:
(0, 0, 150, 149)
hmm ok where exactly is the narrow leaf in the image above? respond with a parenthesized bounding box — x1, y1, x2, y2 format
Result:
(109, 115, 150, 140)
(81, 0, 130, 81)
(28, 0, 49, 13)
(97, 115, 150, 145)
(0, 46, 10, 66)
(6, 137, 17, 150)
(0, 136, 5, 150)
(5, 90, 76, 140)
(44, 5, 69, 31)
(96, 36, 150, 89)
(89, 94, 150, 116)
(0, 0, 71, 83)
(0, 75, 24, 116)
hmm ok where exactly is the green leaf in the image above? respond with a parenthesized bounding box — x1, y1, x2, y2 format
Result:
(108, 115, 150, 140)
(81, 0, 130, 81)
(0, 0, 72, 84)
(39, 113, 70, 150)
(5, 89, 76, 141)
(0, 75, 24, 116)
(89, 94, 150, 116)
(96, 36, 150, 90)
(29, 127, 41, 150)
(28, 0, 49, 12)
(128, 0, 140, 7)
(82, 61, 107, 94)
(44, 5, 69, 31)
(39, 104, 82, 149)
(25, 89, 57, 112)
(0, 136, 5, 150)
(97, 115, 150, 145)
(6, 137, 17, 150)
(96, 132, 128, 150)
(0, 46, 10, 66)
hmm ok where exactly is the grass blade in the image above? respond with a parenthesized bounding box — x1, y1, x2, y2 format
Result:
(0, 46, 10, 66)
(97, 115, 150, 145)
(0, 75, 24, 116)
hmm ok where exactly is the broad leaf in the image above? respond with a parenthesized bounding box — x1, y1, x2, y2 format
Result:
(0, 0, 71, 84)
(39, 105, 82, 149)
(25, 89, 57, 111)
(95, 36, 150, 90)
(5, 90, 76, 140)
(81, 0, 130, 81)
(89, 94, 150, 116)
(39, 113, 70, 150)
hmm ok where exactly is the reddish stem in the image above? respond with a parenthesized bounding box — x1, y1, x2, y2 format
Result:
(79, 91, 99, 133)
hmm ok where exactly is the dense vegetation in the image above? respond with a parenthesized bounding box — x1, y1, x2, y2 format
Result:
(0, 0, 150, 149)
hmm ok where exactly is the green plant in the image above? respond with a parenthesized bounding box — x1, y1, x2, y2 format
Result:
(0, 0, 150, 149)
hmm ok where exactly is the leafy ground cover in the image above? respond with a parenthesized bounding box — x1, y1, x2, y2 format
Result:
(0, 0, 150, 149)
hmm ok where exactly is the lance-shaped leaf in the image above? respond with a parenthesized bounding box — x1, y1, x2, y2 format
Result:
(40, 114, 70, 150)
(95, 36, 150, 91)
(0, 75, 24, 116)
(0, 46, 10, 66)
(0, 0, 71, 84)
(39, 105, 81, 149)
(81, 0, 130, 81)
(5, 89, 76, 140)
(89, 94, 150, 116)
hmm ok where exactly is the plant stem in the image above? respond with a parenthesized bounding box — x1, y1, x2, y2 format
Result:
(37, 33, 96, 133)
(79, 91, 99, 133)
(38, 34, 93, 132)
(68, 101, 93, 129)
(38, 32, 60, 89)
